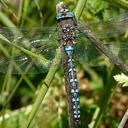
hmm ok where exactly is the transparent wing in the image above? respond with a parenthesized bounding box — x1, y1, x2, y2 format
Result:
(81, 12, 128, 38)
(0, 27, 59, 74)
(74, 37, 128, 67)
(0, 36, 127, 74)
(0, 12, 128, 74)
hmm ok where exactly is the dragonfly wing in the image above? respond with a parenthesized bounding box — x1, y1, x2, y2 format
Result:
(74, 38, 102, 67)
(74, 36, 128, 67)
(79, 13, 128, 38)
(0, 27, 58, 47)
(0, 27, 61, 74)
(0, 53, 51, 74)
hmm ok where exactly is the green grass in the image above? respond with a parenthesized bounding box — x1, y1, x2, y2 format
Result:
(0, 0, 128, 128)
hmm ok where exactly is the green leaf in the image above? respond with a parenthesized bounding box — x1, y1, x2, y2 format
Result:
(113, 73, 128, 87)
(0, 34, 11, 44)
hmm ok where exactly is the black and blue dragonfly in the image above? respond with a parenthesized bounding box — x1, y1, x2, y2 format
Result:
(0, 1, 128, 128)
(0, 12, 128, 75)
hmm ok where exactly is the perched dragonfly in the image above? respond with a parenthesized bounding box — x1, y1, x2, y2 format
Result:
(0, 1, 128, 128)
(0, 15, 128, 74)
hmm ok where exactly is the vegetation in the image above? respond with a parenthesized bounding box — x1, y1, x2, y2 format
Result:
(0, 0, 128, 128)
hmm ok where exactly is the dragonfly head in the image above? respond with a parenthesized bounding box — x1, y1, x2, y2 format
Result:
(56, 2, 75, 20)
(56, 2, 69, 14)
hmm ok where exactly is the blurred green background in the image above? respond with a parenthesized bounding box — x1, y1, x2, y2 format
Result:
(0, 0, 128, 128)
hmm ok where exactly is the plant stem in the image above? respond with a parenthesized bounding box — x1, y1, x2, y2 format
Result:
(89, 67, 118, 128)
(74, 0, 87, 19)
(0, 11, 16, 28)
(118, 109, 128, 128)
(19, 0, 30, 27)
(24, 48, 61, 128)
(77, 22, 128, 76)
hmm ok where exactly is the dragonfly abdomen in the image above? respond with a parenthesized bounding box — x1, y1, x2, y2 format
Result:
(67, 56, 80, 119)
(56, 2, 81, 127)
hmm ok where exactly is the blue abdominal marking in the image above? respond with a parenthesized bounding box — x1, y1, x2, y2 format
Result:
(56, 2, 81, 126)
(70, 78, 78, 83)
(65, 46, 74, 56)
(71, 88, 79, 93)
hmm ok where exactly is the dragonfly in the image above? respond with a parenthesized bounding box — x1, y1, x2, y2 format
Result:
(0, 14, 128, 75)
(0, 2, 128, 128)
